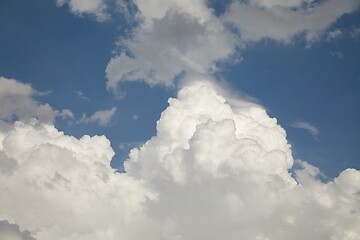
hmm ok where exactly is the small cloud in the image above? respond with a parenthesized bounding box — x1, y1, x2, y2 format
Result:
(75, 91, 90, 101)
(35, 90, 53, 97)
(290, 121, 319, 138)
(0, 76, 71, 123)
(330, 51, 344, 59)
(79, 107, 117, 126)
(58, 109, 74, 120)
(350, 27, 360, 40)
(326, 29, 342, 41)
(119, 141, 143, 151)
(132, 115, 138, 120)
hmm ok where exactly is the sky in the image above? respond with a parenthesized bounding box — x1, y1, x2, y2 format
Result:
(0, 0, 360, 240)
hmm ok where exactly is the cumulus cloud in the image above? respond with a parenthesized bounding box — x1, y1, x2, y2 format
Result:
(106, 0, 360, 88)
(79, 107, 117, 126)
(54, 0, 360, 88)
(56, 0, 109, 21)
(290, 120, 319, 138)
(106, 9, 237, 90)
(1, 79, 359, 240)
(0, 77, 73, 124)
(223, 0, 360, 43)
(0, 220, 35, 240)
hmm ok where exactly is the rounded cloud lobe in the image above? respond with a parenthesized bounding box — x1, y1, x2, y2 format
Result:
(1, 79, 359, 240)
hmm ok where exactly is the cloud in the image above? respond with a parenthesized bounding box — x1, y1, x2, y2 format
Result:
(0, 77, 73, 124)
(290, 120, 319, 138)
(326, 29, 343, 41)
(1, 79, 359, 240)
(56, 0, 109, 21)
(106, 9, 237, 90)
(223, 0, 360, 43)
(54, 0, 360, 88)
(0, 220, 35, 240)
(79, 107, 117, 126)
(75, 90, 90, 101)
(330, 51, 344, 59)
(350, 27, 360, 40)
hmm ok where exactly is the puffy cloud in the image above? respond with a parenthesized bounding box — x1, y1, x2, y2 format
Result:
(326, 29, 343, 41)
(223, 0, 360, 42)
(106, 9, 237, 90)
(54, 0, 360, 87)
(79, 107, 117, 126)
(0, 77, 73, 124)
(105, 0, 360, 88)
(0, 120, 152, 240)
(56, 0, 109, 21)
(290, 120, 319, 138)
(0, 220, 35, 240)
(1, 79, 359, 240)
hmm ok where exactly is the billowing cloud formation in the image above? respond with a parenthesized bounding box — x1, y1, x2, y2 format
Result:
(79, 107, 117, 126)
(0, 77, 73, 123)
(1, 79, 359, 240)
(0, 221, 35, 240)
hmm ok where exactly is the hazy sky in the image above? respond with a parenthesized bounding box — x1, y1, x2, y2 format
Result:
(0, 0, 360, 239)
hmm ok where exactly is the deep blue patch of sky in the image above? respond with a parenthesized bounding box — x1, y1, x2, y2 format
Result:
(0, 0, 359, 177)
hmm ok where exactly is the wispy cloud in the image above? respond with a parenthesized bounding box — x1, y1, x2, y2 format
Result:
(326, 29, 343, 41)
(350, 27, 360, 40)
(290, 120, 319, 138)
(75, 90, 90, 101)
(330, 51, 344, 59)
(78, 107, 117, 126)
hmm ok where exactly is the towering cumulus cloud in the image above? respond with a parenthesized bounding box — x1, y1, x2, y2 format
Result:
(1, 77, 359, 240)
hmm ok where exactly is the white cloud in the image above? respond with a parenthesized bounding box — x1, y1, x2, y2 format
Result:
(290, 120, 319, 138)
(132, 115, 138, 120)
(1, 79, 359, 240)
(54, 0, 360, 88)
(75, 90, 90, 101)
(56, 0, 109, 21)
(326, 29, 343, 41)
(223, 0, 360, 42)
(106, 9, 237, 90)
(0, 77, 73, 124)
(79, 107, 117, 126)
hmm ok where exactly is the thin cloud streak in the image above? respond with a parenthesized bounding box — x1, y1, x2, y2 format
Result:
(290, 120, 319, 138)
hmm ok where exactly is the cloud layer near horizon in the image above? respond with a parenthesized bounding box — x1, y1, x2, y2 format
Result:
(1, 77, 359, 240)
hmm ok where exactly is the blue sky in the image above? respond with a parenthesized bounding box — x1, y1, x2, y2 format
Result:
(1, 0, 359, 177)
(1, 1, 360, 239)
